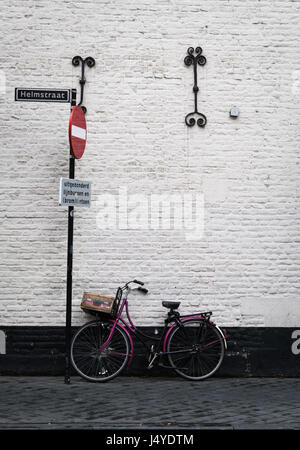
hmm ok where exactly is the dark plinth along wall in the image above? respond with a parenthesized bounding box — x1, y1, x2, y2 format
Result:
(0, 326, 299, 377)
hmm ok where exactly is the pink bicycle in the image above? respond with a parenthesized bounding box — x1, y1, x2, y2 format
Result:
(71, 280, 227, 382)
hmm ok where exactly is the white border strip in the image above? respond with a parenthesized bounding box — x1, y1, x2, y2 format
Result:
(72, 125, 86, 140)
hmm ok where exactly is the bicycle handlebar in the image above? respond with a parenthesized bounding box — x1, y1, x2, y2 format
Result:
(122, 280, 148, 294)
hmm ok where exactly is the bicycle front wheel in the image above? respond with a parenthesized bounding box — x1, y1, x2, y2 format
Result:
(166, 318, 225, 380)
(71, 320, 130, 382)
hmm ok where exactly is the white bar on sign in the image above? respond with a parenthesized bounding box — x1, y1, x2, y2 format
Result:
(72, 125, 86, 140)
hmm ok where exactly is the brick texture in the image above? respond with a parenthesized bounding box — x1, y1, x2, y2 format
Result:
(0, 0, 300, 327)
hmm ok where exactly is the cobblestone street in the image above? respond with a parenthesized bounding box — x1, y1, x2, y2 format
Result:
(0, 376, 299, 430)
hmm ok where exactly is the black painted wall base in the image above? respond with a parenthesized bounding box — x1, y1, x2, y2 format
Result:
(0, 326, 299, 377)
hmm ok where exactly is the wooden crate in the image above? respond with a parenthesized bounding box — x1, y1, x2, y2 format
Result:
(80, 292, 115, 315)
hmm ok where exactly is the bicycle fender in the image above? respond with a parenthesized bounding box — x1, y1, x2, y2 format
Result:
(214, 324, 227, 350)
(108, 320, 134, 366)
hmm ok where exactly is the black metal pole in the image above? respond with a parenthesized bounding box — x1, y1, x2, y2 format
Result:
(65, 89, 77, 384)
(64, 155, 75, 384)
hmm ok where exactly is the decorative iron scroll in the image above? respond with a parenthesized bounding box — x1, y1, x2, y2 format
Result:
(184, 47, 207, 127)
(72, 56, 96, 113)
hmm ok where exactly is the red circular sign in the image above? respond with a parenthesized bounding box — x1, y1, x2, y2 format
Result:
(69, 106, 87, 159)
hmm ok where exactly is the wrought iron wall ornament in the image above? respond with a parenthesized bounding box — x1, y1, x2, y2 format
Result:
(184, 47, 207, 127)
(72, 56, 96, 113)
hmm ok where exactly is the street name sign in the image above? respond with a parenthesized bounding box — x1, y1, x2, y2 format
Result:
(15, 88, 72, 103)
(59, 178, 91, 208)
(69, 106, 87, 159)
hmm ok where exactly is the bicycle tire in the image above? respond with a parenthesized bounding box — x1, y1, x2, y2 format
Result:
(71, 320, 130, 382)
(166, 318, 225, 380)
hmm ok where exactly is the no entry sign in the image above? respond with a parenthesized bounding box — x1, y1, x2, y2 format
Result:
(69, 106, 87, 159)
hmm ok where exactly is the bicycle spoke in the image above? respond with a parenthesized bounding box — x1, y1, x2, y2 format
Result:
(195, 354, 206, 376)
(171, 353, 191, 364)
(105, 356, 121, 372)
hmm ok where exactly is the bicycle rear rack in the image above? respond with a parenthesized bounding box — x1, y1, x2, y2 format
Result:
(181, 311, 213, 320)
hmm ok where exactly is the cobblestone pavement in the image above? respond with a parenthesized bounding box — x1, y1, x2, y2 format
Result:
(0, 376, 299, 430)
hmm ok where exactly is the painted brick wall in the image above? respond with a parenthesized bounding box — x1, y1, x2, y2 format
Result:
(1, 0, 300, 328)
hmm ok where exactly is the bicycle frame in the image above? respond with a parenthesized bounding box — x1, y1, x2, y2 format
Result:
(99, 291, 158, 361)
(99, 287, 227, 368)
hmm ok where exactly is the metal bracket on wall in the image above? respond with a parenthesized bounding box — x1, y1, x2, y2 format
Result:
(184, 47, 207, 127)
(72, 56, 96, 113)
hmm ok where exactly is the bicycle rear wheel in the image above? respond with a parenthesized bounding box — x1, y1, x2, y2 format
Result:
(166, 318, 225, 380)
(71, 320, 130, 382)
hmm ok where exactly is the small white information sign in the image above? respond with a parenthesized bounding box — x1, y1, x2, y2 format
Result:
(59, 178, 91, 208)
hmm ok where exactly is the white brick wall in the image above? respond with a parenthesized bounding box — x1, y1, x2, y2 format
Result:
(1, 0, 300, 327)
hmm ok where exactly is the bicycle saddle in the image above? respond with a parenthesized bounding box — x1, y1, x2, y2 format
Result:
(162, 301, 180, 310)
